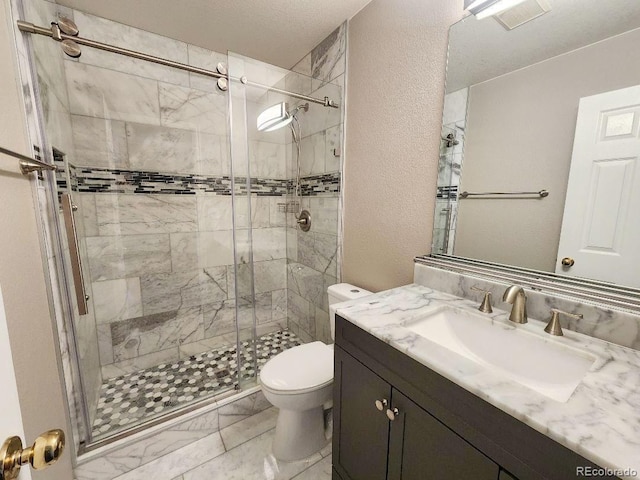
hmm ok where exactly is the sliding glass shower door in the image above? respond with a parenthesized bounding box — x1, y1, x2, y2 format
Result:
(60, 62, 241, 441)
(226, 50, 343, 381)
(20, 0, 342, 449)
(22, 2, 254, 443)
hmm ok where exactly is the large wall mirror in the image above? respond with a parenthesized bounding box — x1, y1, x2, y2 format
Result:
(433, 0, 640, 292)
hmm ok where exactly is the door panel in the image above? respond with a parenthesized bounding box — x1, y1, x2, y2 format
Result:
(557, 85, 640, 287)
(0, 285, 32, 480)
(388, 390, 499, 480)
(334, 347, 391, 480)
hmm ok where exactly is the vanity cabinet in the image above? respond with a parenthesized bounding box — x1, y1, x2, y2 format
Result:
(332, 315, 618, 480)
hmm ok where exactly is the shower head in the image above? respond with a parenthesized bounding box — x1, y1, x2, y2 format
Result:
(256, 102, 309, 132)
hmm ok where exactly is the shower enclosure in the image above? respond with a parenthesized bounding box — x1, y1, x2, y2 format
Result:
(12, 0, 345, 453)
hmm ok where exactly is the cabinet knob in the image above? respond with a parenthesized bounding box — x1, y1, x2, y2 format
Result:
(386, 408, 399, 421)
(375, 399, 388, 411)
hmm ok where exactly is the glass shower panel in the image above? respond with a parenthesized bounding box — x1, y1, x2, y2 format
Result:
(227, 51, 344, 382)
(29, 27, 241, 440)
(227, 52, 303, 389)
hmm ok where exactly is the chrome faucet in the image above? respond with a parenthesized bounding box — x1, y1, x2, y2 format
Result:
(502, 285, 528, 324)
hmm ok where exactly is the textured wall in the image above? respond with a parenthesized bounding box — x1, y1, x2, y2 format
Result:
(0, 2, 73, 479)
(343, 0, 464, 292)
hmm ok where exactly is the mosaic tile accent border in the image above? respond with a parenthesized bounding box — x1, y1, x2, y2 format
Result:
(437, 185, 458, 199)
(300, 172, 340, 196)
(92, 330, 301, 439)
(54, 162, 341, 197)
(73, 166, 289, 196)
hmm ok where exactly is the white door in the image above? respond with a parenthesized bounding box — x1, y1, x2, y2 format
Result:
(556, 85, 640, 287)
(0, 284, 32, 480)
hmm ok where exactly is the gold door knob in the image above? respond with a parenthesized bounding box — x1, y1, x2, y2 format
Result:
(561, 257, 575, 267)
(1, 429, 65, 480)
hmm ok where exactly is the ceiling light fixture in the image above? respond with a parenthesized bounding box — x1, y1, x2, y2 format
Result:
(465, 0, 529, 19)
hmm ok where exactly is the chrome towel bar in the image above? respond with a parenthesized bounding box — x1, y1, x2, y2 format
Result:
(0, 146, 57, 175)
(460, 189, 549, 199)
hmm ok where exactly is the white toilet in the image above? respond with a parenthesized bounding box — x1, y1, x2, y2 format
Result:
(259, 283, 372, 461)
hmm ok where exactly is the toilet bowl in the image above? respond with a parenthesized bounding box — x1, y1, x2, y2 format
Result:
(259, 283, 372, 461)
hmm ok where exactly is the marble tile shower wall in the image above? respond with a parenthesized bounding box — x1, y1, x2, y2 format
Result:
(285, 24, 346, 344)
(433, 87, 468, 255)
(57, 11, 294, 380)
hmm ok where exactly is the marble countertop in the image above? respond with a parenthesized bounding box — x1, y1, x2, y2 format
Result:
(334, 284, 640, 479)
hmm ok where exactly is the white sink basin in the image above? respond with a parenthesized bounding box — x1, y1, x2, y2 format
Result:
(406, 306, 596, 402)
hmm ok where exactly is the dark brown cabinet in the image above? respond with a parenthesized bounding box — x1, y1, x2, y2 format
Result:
(332, 315, 618, 480)
(335, 347, 391, 480)
(334, 346, 498, 480)
(388, 390, 499, 480)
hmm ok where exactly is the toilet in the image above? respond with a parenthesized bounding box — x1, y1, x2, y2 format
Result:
(259, 283, 372, 461)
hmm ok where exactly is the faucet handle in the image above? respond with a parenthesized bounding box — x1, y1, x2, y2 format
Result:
(470, 286, 493, 313)
(544, 308, 583, 336)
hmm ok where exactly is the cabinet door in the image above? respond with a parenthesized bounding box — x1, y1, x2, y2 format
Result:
(388, 390, 500, 480)
(499, 469, 518, 480)
(334, 347, 392, 480)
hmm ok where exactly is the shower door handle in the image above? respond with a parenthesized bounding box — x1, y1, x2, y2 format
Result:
(61, 193, 89, 315)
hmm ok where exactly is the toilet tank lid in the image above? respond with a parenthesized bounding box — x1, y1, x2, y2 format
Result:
(327, 283, 373, 302)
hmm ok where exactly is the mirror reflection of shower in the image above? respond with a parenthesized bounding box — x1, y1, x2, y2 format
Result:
(257, 102, 312, 232)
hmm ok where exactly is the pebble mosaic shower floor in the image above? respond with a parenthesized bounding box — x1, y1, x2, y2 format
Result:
(92, 330, 301, 438)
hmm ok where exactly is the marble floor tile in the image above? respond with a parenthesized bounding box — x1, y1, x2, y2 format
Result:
(220, 407, 279, 451)
(291, 455, 332, 480)
(217, 390, 271, 430)
(183, 429, 322, 480)
(113, 433, 225, 480)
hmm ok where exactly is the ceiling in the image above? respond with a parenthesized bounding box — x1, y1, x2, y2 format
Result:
(55, 0, 373, 69)
(447, 0, 640, 92)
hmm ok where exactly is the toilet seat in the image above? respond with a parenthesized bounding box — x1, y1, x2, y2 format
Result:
(260, 341, 333, 394)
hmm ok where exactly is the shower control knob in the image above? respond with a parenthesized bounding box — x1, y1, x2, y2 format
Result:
(375, 399, 388, 411)
(386, 408, 400, 421)
(296, 210, 311, 232)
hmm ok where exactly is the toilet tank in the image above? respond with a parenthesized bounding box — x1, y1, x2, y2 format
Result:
(327, 283, 372, 340)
